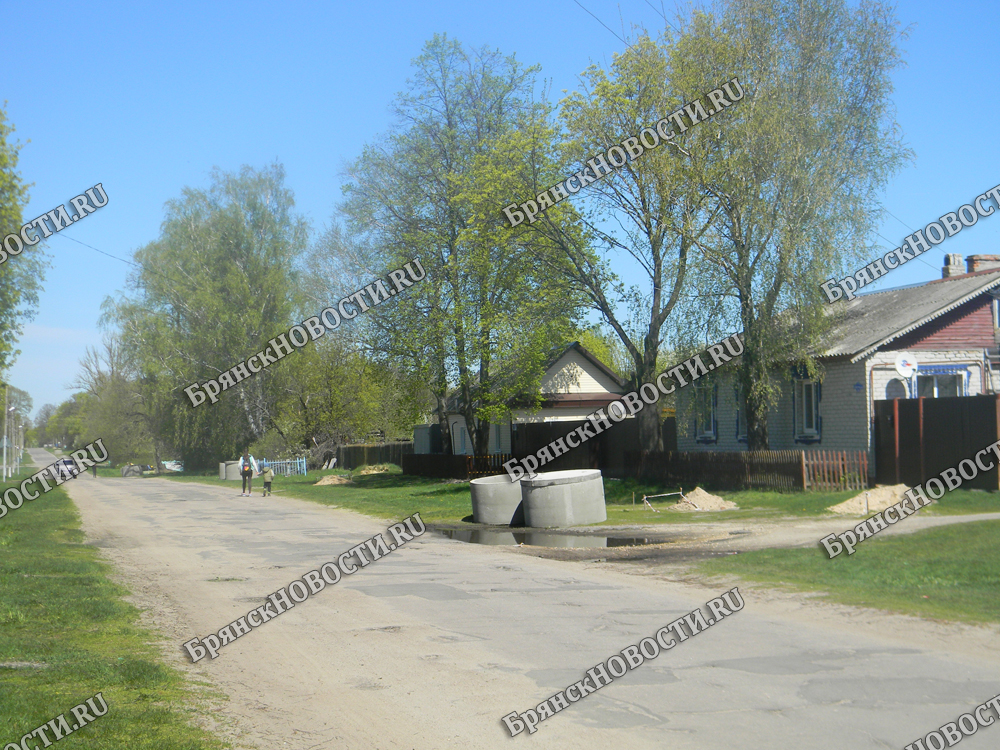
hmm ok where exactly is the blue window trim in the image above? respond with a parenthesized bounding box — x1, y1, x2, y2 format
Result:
(909, 366, 971, 396)
(792, 379, 822, 445)
(694, 382, 718, 444)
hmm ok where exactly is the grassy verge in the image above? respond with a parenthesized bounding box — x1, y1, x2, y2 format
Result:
(700, 520, 1000, 624)
(160, 466, 1000, 526)
(162, 467, 868, 525)
(0, 474, 227, 749)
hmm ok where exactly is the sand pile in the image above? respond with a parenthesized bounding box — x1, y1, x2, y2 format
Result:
(356, 465, 391, 475)
(669, 487, 739, 512)
(314, 474, 352, 486)
(827, 484, 915, 515)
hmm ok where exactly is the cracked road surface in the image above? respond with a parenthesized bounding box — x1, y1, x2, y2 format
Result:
(37, 449, 1000, 749)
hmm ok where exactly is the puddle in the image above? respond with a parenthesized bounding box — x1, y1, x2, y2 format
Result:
(435, 529, 664, 548)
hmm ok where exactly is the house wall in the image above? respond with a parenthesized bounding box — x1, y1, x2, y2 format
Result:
(540, 348, 622, 394)
(446, 416, 512, 456)
(676, 350, 987, 457)
(887, 295, 995, 350)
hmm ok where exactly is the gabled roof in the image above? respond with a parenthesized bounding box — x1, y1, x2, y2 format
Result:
(541, 341, 627, 391)
(438, 341, 626, 414)
(822, 267, 1000, 362)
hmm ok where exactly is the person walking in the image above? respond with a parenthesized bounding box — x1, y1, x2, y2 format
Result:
(261, 464, 274, 496)
(239, 450, 259, 497)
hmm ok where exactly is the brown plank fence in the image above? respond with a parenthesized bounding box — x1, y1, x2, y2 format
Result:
(624, 449, 869, 492)
(336, 442, 414, 471)
(467, 454, 513, 479)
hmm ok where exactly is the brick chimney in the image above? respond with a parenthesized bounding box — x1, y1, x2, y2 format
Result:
(942, 253, 965, 278)
(966, 254, 1000, 274)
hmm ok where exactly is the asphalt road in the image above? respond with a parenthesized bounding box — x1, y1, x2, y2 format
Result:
(30, 448, 1000, 749)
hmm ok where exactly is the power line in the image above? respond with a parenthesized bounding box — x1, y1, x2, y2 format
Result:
(572, 0, 629, 46)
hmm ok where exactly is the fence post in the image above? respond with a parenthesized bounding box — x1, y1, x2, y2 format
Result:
(800, 451, 807, 490)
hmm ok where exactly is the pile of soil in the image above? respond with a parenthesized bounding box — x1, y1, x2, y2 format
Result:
(827, 484, 915, 515)
(314, 475, 352, 486)
(669, 487, 739, 512)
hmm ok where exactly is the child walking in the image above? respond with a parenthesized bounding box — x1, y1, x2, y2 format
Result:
(262, 464, 274, 496)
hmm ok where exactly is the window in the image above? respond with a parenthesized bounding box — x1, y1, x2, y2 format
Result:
(693, 382, 717, 442)
(794, 380, 821, 441)
(735, 386, 748, 443)
(916, 374, 962, 398)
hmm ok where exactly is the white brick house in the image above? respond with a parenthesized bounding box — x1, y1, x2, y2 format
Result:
(677, 254, 1000, 456)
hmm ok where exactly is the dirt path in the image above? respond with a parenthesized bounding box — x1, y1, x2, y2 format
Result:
(47, 459, 1000, 750)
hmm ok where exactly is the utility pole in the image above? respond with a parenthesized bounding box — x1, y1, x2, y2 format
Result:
(3, 385, 7, 480)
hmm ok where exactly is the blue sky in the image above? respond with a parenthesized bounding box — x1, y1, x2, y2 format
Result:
(2, 0, 998, 419)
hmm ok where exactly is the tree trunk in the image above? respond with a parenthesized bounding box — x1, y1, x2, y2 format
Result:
(740, 314, 770, 451)
(436, 393, 452, 455)
(637, 399, 664, 453)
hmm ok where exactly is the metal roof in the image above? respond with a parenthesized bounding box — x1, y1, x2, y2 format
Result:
(821, 267, 1000, 362)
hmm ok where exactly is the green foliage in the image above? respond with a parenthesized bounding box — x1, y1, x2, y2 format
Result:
(105, 164, 309, 468)
(666, 0, 912, 447)
(340, 34, 584, 455)
(0, 104, 48, 372)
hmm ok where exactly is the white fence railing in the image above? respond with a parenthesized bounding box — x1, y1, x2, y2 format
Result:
(259, 457, 308, 476)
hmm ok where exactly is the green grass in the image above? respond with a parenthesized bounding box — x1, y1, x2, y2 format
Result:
(700, 520, 1000, 624)
(164, 466, 474, 523)
(162, 468, 869, 525)
(0, 474, 228, 749)
(161, 465, 1000, 526)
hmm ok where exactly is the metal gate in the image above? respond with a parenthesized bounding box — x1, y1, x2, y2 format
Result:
(873, 394, 999, 489)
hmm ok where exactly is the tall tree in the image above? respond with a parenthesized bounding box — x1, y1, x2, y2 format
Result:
(72, 334, 160, 466)
(668, 0, 911, 448)
(524, 34, 717, 453)
(0, 104, 48, 372)
(106, 164, 309, 467)
(340, 34, 582, 455)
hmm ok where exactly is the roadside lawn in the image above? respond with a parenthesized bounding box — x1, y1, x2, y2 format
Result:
(0, 473, 228, 749)
(158, 466, 938, 525)
(700, 519, 1000, 624)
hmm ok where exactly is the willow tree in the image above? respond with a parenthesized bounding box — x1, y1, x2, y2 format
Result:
(340, 34, 582, 456)
(106, 164, 309, 467)
(668, 0, 912, 449)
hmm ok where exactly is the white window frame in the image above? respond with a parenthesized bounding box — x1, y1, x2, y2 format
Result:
(795, 379, 820, 439)
(693, 382, 717, 442)
(915, 373, 964, 398)
(735, 386, 748, 443)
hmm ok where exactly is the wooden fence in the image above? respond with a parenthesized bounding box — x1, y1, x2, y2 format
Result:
(336, 442, 414, 471)
(625, 449, 870, 492)
(467, 454, 513, 479)
(803, 450, 868, 492)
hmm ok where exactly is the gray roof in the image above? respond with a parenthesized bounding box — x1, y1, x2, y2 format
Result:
(822, 268, 1000, 362)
